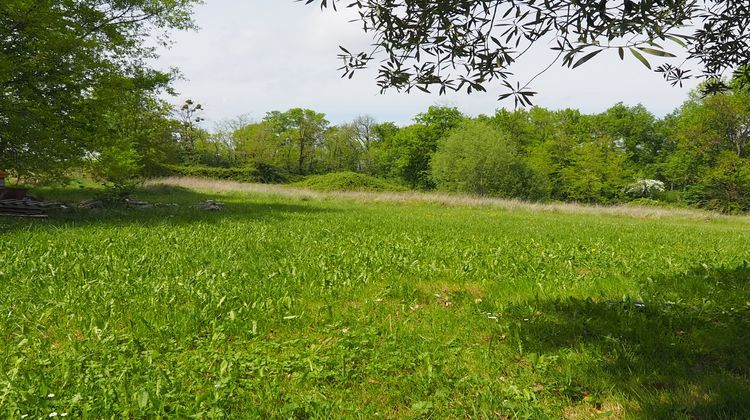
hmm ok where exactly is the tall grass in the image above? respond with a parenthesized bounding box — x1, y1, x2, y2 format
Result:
(1, 179, 749, 417)
(149, 176, 745, 221)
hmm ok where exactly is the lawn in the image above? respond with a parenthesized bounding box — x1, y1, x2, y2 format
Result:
(1, 179, 749, 418)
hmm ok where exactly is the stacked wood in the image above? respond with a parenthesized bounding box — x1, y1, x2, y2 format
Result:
(195, 200, 225, 211)
(0, 198, 63, 218)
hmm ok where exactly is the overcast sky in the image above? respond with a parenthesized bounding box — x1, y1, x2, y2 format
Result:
(154, 0, 700, 128)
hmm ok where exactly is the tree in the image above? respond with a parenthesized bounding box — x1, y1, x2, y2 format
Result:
(234, 121, 277, 165)
(480, 109, 537, 151)
(320, 124, 363, 172)
(368, 121, 400, 176)
(263, 109, 329, 175)
(85, 73, 180, 185)
(558, 137, 632, 203)
(596, 103, 664, 167)
(371, 106, 463, 188)
(176, 99, 206, 164)
(663, 83, 750, 188)
(209, 115, 253, 167)
(306, 0, 750, 104)
(0, 0, 198, 178)
(687, 152, 750, 214)
(431, 121, 546, 199)
(376, 124, 433, 188)
(352, 116, 378, 151)
(415, 106, 465, 138)
(351, 115, 379, 173)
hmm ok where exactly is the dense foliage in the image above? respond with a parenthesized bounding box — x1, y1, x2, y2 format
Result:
(9, 80, 746, 213)
(292, 171, 407, 192)
(160, 163, 295, 184)
(431, 121, 546, 199)
(170, 81, 744, 213)
(307, 0, 750, 104)
(0, 0, 199, 180)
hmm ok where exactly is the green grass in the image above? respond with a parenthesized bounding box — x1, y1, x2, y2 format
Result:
(292, 171, 407, 192)
(1, 180, 749, 418)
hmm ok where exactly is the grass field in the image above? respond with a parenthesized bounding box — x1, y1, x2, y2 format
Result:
(2, 178, 750, 418)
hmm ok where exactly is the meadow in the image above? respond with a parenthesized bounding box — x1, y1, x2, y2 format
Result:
(1, 178, 749, 418)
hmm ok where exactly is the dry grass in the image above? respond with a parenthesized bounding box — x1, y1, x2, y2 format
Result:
(146, 176, 747, 222)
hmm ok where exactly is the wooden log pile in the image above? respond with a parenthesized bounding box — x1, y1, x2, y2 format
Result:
(0, 190, 64, 218)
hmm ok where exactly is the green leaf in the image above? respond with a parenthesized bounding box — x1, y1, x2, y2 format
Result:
(665, 35, 687, 47)
(630, 48, 651, 69)
(637, 47, 676, 58)
(137, 389, 149, 409)
(572, 49, 603, 69)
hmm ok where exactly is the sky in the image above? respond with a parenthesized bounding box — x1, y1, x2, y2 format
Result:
(153, 0, 701, 128)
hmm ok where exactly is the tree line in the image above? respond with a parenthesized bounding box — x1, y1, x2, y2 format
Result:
(75, 78, 749, 214)
(4, 1, 748, 214)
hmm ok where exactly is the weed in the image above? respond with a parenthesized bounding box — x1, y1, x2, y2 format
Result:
(1, 179, 749, 417)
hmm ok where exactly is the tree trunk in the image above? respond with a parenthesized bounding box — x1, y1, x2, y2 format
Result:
(298, 138, 305, 175)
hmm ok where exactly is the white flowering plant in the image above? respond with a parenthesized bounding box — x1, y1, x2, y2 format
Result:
(625, 179, 666, 198)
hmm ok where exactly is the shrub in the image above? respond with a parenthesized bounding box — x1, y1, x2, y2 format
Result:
(625, 179, 666, 198)
(292, 172, 407, 192)
(430, 121, 548, 200)
(686, 152, 750, 214)
(88, 143, 142, 187)
(158, 162, 294, 184)
(95, 180, 141, 205)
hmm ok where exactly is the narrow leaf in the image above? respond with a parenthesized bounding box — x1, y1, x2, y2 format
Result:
(637, 47, 676, 58)
(630, 48, 651, 69)
(572, 49, 603, 69)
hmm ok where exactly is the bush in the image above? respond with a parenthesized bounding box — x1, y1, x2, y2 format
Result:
(158, 162, 294, 184)
(88, 143, 142, 187)
(430, 121, 548, 200)
(657, 189, 684, 204)
(292, 172, 407, 192)
(95, 180, 141, 205)
(625, 179, 665, 198)
(686, 152, 750, 214)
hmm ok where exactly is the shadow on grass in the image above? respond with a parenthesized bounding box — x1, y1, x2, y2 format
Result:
(504, 263, 750, 418)
(0, 184, 334, 233)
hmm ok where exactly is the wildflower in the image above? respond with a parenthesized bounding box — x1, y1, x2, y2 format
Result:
(47, 393, 55, 398)
(49, 413, 58, 418)
(61, 414, 68, 418)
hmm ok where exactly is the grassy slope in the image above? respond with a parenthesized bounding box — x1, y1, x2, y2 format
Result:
(1, 179, 749, 418)
(292, 171, 407, 192)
